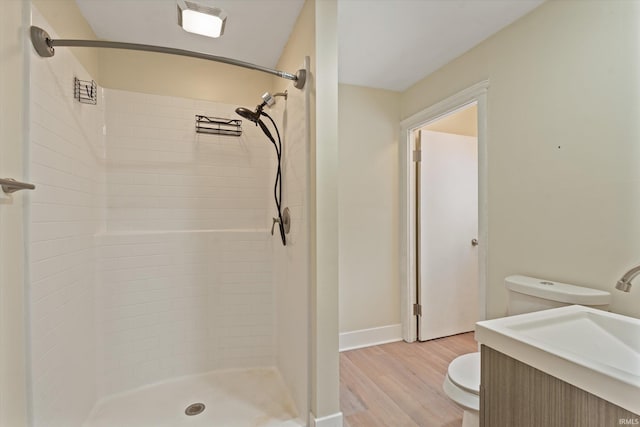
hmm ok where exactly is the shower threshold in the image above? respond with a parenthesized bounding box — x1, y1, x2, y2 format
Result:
(84, 367, 304, 427)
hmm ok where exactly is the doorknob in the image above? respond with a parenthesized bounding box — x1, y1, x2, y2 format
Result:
(471, 238, 478, 247)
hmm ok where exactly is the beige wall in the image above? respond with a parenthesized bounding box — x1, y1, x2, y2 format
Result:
(402, 0, 640, 318)
(424, 104, 477, 137)
(313, 0, 340, 420)
(272, 0, 315, 420)
(0, 1, 28, 426)
(274, 0, 315, 93)
(98, 50, 273, 107)
(31, 0, 99, 79)
(275, 0, 342, 420)
(34, 0, 277, 106)
(338, 84, 401, 333)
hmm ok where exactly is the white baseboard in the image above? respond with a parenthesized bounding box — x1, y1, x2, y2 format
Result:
(309, 411, 343, 427)
(339, 324, 403, 352)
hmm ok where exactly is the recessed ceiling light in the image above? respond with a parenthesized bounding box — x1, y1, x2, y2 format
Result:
(177, 1, 226, 38)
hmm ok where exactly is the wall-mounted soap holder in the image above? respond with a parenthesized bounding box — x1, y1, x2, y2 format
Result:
(195, 115, 242, 137)
(74, 77, 97, 105)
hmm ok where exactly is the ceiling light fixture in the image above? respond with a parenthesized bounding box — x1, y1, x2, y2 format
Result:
(177, 1, 226, 38)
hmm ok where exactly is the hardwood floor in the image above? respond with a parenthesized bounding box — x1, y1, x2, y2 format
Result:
(340, 332, 477, 427)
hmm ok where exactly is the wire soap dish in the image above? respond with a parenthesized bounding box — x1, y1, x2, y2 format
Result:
(74, 77, 97, 104)
(195, 115, 242, 137)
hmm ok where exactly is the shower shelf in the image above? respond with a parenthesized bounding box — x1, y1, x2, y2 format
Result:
(195, 115, 242, 137)
(74, 77, 97, 105)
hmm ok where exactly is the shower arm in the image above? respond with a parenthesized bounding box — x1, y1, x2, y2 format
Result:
(30, 26, 306, 90)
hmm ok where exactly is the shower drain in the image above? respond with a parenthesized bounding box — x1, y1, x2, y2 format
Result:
(185, 403, 206, 416)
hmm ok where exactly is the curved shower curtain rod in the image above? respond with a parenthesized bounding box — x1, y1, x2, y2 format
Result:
(30, 26, 306, 89)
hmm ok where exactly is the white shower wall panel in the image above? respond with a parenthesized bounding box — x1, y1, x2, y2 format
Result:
(97, 90, 279, 397)
(104, 89, 274, 231)
(271, 62, 310, 419)
(28, 8, 105, 427)
(96, 230, 275, 397)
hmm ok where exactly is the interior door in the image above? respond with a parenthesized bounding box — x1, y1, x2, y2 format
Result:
(418, 130, 478, 341)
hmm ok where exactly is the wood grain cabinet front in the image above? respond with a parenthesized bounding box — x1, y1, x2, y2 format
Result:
(480, 345, 639, 427)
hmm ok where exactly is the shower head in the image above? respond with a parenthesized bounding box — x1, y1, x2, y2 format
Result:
(261, 93, 275, 108)
(261, 91, 287, 108)
(235, 106, 261, 123)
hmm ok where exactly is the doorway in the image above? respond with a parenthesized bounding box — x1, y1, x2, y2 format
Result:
(399, 81, 488, 342)
(415, 106, 478, 340)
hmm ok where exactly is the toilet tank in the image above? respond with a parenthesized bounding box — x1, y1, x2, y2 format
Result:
(505, 275, 611, 315)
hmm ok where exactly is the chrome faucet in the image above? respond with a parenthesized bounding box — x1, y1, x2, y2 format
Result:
(615, 264, 640, 292)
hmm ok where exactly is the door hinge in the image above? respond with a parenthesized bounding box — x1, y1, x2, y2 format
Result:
(412, 149, 421, 162)
(413, 303, 422, 316)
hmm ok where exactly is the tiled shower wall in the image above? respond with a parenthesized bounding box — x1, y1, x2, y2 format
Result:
(97, 90, 277, 396)
(28, 9, 105, 427)
(96, 230, 274, 396)
(104, 90, 273, 231)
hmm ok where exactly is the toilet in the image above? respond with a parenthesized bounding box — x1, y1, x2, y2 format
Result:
(442, 275, 611, 427)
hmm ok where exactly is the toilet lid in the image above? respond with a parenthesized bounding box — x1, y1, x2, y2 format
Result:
(447, 352, 480, 395)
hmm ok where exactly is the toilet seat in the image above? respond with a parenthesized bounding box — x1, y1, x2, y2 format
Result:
(447, 352, 480, 394)
(442, 352, 480, 412)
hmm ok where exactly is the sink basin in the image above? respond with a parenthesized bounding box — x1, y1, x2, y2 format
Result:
(476, 305, 640, 415)
(508, 309, 640, 377)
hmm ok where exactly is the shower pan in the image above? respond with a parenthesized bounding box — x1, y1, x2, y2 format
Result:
(26, 9, 310, 427)
(84, 368, 302, 427)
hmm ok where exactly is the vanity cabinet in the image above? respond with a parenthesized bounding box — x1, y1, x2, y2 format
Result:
(480, 345, 639, 427)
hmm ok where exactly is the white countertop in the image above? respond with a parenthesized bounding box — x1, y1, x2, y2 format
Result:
(475, 305, 640, 415)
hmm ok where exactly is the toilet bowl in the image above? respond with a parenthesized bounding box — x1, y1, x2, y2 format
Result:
(442, 275, 611, 427)
(442, 352, 479, 427)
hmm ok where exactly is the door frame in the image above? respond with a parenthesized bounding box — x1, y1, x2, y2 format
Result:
(399, 80, 489, 342)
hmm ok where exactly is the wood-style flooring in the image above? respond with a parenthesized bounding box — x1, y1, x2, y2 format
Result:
(340, 332, 477, 427)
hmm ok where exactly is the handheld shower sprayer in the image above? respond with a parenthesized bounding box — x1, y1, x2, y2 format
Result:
(234, 106, 262, 123)
(235, 91, 288, 246)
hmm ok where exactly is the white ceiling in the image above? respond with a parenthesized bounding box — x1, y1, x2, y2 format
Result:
(75, 0, 306, 68)
(338, 0, 545, 91)
(75, 0, 544, 92)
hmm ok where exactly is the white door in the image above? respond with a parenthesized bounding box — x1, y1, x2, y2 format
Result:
(418, 130, 478, 341)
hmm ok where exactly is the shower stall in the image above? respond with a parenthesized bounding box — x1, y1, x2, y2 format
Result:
(27, 7, 310, 427)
